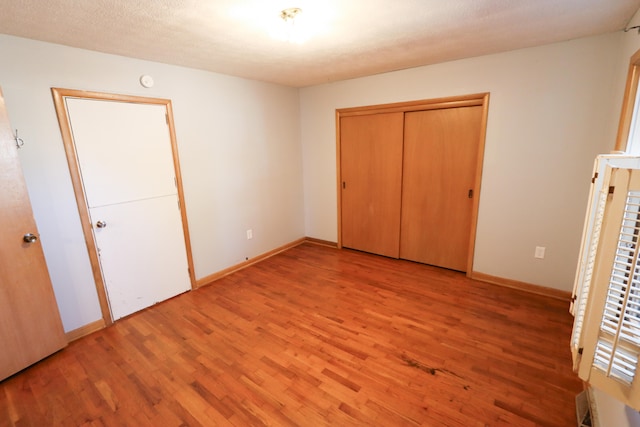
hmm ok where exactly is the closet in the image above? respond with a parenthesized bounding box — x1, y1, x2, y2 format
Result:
(338, 94, 488, 273)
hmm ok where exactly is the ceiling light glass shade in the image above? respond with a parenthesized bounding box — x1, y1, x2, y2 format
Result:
(270, 7, 309, 44)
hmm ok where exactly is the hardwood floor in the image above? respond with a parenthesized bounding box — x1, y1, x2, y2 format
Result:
(0, 243, 582, 426)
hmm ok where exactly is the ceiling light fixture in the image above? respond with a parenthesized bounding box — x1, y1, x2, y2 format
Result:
(276, 7, 307, 44)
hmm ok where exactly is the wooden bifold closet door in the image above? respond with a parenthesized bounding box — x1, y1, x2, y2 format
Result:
(340, 112, 404, 258)
(339, 99, 485, 273)
(400, 106, 482, 271)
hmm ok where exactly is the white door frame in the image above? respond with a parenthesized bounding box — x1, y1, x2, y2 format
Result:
(52, 88, 195, 325)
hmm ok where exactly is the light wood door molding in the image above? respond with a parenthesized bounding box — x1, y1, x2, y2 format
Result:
(51, 88, 196, 325)
(615, 48, 640, 153)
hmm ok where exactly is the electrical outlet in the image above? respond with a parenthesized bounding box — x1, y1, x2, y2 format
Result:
(246, 229, 253, 240)
(535, 246, 545, 259)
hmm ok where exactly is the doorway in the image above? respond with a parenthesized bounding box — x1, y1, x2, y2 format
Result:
(52, 88, 195, 324)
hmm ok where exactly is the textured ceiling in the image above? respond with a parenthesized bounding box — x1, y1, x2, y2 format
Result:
(1, 0, 639, 87)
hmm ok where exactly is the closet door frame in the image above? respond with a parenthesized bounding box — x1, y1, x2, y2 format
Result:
(335, 92, 490, 276)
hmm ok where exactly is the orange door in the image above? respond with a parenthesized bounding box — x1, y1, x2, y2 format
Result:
(340, 113, 404, 258)
(0, 89, 67, 380)
(400, 106, 482, 271)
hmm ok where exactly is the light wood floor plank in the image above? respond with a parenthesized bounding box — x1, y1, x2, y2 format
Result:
(0, 243, 582, 426)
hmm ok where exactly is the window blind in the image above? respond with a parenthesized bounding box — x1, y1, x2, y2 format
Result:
(571, 186, 608, 368)
(578, 167, 640, 409)
(592, 191, 640, 384)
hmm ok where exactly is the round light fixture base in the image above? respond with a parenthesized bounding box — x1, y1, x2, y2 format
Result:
(280, 7, 302, 21)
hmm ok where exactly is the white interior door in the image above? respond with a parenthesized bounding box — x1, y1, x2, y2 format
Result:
(65, 98, 190, 320)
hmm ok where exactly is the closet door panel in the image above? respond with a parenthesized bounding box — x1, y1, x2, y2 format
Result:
(340, 113, 404, 258)
(400, 106, 482, 271)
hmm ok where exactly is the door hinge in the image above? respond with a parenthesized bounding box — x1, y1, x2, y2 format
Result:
(178, 199, 181, 210)
(166, 113, 169, 125)
(592, 172, 599, 184)
(609, 185, 615, 195)
(468, 189, 473, 199)
(578, 347, 583, 355)
(174, 176, 177, 188)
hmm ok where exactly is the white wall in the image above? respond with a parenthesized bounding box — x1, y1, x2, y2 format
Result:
(300, 33, 625, 292)
(0, 35, 305, 333)
(1, 26, 636, 330)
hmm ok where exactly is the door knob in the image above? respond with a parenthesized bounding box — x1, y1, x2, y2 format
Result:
(96, 221, 107, 228)
(23, 233, 38, 243)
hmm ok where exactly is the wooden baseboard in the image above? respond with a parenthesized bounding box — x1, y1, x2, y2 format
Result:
(195, 237, 307, 288)
(304, 237, 338, 248)
(470, 271, 572, 301)
(65, 319, 106, 342)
